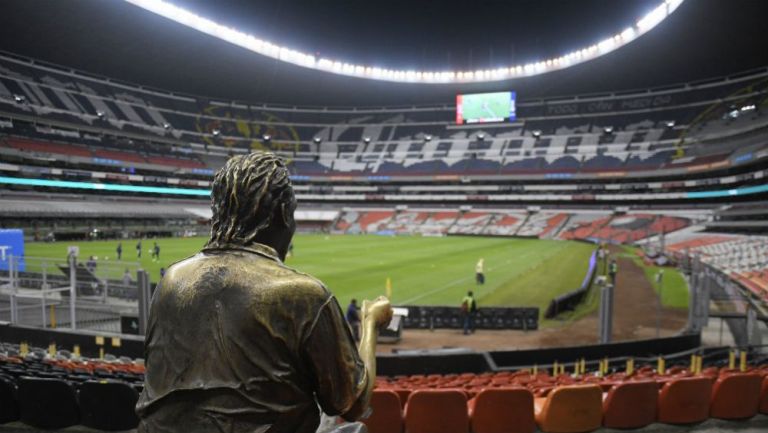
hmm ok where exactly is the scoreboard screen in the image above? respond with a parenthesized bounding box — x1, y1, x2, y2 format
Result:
(456, 91, 516, 124)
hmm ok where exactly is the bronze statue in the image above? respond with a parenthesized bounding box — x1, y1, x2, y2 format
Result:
(136, 152, 393, 433)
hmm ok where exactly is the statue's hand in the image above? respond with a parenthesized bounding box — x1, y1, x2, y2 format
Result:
(362, 296, 393, 329)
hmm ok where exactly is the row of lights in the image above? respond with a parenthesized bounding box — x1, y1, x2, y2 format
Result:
(125, 0, 684, 84)
(208, 121, 680, 143)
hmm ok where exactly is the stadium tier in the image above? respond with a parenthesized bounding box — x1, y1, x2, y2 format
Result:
(0, 52, 767, 196)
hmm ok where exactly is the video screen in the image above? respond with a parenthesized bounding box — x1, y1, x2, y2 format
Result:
(456, 91, 516, 124)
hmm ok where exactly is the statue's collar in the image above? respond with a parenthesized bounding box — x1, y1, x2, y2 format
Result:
(202, 241, 282, 263)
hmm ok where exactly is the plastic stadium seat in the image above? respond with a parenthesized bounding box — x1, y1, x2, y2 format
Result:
(0, 376, 19, 423)
(362, 390, 403, 433)
(469, 388, 535, 433)
(602, 380, 658, 429)
(17, 377, 79, 429)
(760, 377, 768, 414)
(404, 389, 468, 433)
(533, 384, 602, 433)
(79, 380, 140, 430)
(657, 376, 712, 424)
(710, 373, 762, 419)
(393, 388, 411, 408)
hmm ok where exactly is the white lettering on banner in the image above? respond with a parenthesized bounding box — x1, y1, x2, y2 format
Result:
(0, 246, 10, 261)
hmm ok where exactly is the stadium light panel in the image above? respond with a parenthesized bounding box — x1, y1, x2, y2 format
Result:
(123, 0, 685, 84)
(313, 137, 322, 144)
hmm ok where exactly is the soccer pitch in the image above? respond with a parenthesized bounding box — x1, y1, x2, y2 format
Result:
(25, 235, 595, 314)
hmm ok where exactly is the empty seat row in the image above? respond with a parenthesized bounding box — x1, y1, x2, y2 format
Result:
(0, 376, 138, 430)
(363, 373, 768, 433)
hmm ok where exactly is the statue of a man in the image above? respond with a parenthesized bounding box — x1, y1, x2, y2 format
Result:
(136, 152, 392, 433)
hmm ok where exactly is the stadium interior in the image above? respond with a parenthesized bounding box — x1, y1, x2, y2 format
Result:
(0, 0, 767, 432)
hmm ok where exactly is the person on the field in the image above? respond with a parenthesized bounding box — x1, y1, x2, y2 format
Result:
(609, 259, 618, 286)
(116, 242, 123, 261)
(86, 255, 97, 273)
(462, 291, 478, 335)
(152, 242, 160, 262)
(346, 299, 361, 341)
(122, 268, 133, 286)
(136, 239, 142, 258)
(475, 258, 485, 285)
(137, 152, 392, 433)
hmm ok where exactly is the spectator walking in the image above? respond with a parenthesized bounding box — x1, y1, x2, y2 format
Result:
(461, 291, 478, 335)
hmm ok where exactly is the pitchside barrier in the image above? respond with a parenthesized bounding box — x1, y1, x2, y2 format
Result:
(0, 323, 703, 376)
(400, 305, 539, 330)
(544, 250, 598, 319)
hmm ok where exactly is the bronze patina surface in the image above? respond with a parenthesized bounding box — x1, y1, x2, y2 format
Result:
(136, 153, 391, 433)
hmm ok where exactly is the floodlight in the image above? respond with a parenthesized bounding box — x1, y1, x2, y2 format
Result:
(363, 137, 371, 144)
(477, 134, 485, 140)
(96, 111, 105, 119)
(163, 122, 172, 130)
(603, 126, 614, 134)
(212, 129, 221, 136)
(262, 134, 271, 141)
(531, 130, 542, 138)
(123, 0, 684, 84)
(13, 95, 25, 103)
(665, 120, 676, 128)
(313, 137, 322, 144)
(424, 135, 432, 142)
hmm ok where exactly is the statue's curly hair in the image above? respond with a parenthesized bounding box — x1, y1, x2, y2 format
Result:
(206, 152, 294, 247)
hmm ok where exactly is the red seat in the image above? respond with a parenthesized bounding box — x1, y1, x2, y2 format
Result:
(534, 384, 602, 433)
(657, 377, 712, 424)
(602, 380, 658, 429)
(760, 376, 768, 414)
(469, 388, 535, 433)
(710, 373, 762, 419)
(405, 390, 468, 433)
(363, 390, 403, 433)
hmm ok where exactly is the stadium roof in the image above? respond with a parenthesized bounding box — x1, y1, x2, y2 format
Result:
(1, 0, 768, 107)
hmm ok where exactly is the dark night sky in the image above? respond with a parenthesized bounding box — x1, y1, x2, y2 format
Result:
(1, 0, 767, 106)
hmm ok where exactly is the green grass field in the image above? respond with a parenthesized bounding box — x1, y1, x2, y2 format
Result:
(24, 235, 596, 317)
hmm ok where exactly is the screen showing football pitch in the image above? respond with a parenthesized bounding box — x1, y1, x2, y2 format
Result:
(456, 91, 516, 124)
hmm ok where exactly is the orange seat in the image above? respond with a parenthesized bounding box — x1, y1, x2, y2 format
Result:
(757, 376, 768, 415)
(405, 390, 468, 433)
(363, 390, 403, 433)
(469, 388, 535, 433)
(710, 373, 762, 419)
(657, 377, 712, 424)
(602, 380, 658, 429)
(533, 384, 602, 433)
